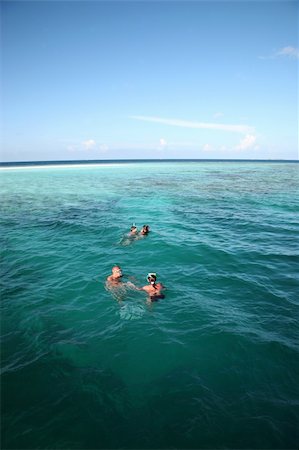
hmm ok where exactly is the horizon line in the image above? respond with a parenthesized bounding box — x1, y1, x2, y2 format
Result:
(1, 158, 298, 167)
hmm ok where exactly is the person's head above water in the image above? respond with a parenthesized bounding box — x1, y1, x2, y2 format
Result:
(130, 224, 138, 234)
(140, 225, 150, 235)
(106, 265, 123, 284)
(112, 266, 123, 277)
(147, 272, 157, 285)
(143, 273, 165, 299)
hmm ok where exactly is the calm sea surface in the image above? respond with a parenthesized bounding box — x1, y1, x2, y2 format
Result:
(1, 161, 298, 449)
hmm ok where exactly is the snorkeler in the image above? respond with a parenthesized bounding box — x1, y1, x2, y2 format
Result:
(141, 273, 165, 301)
(129, 224, 138, 236)
(119, 225, 139, 246)
(119, 223, 149, 246)
(139, 225, 150, 236)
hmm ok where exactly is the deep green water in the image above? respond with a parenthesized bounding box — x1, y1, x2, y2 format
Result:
(1, 162, 298, 449)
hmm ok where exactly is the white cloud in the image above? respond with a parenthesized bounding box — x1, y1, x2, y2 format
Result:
(202, 143, 213, 152)
(130, 115, 253, 134)
(259, 46, 299, 60)
(66, 140, 109, 153)
(276, 46, 299, 59)
(156, 138, 168, 153)
(235, 134, 257, 151)
(82, 139, 96, 150)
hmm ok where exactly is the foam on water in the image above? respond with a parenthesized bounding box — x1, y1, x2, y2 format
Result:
(1, 161, 298, 449)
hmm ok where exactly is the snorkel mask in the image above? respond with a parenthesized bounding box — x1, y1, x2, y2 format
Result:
(130, 223, 137, 232)
(147, 272, 157, 284)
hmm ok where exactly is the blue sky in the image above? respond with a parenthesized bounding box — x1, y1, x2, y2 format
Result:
(1, 0, 298, 161)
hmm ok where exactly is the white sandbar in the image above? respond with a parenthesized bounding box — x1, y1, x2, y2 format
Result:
(0, 163, 135, 171)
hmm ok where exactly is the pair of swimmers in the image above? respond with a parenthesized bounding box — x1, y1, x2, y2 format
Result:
(119, 224, 150, 247)
(106, 265, 165, 302)
(129, 224, 150, 237)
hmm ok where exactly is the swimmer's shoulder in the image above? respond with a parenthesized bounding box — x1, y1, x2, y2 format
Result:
(141, 285, 151, 292)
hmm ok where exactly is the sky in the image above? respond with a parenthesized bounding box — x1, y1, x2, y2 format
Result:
(1, 0, 298, 161)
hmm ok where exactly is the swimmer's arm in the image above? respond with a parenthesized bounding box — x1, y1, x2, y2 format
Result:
(131, 285, 146, 291)
(141, 285, 151, 292)
(127, 275, 138, 282)
(125, 281, 140, 289)
(130, 285, 147, 291)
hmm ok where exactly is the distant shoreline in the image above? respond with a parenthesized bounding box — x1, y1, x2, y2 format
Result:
(0, 163, 128, 171)
(0, 159, 298, 170)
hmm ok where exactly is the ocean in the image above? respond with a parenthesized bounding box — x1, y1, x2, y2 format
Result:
(1, 161, 298, 449)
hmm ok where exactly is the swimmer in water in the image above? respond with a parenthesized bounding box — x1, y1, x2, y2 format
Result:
(106, 265, 136, 297)
(139, 225, 150, 236)
(119, 224, 138, 246)
(140, 273, 165, 301)
(129, 224, 138, 236)
(106, 265, 124, 286)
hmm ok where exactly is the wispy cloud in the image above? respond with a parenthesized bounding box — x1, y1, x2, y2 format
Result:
(259, 46, 299, 60)
(130, 115, 253, 134)
(66, 139, 109, 153)
(277, 46, 299, 59)
(159, 138, 167, 148)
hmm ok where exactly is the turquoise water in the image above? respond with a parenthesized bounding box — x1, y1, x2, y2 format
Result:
(1, 161, 298, 449)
